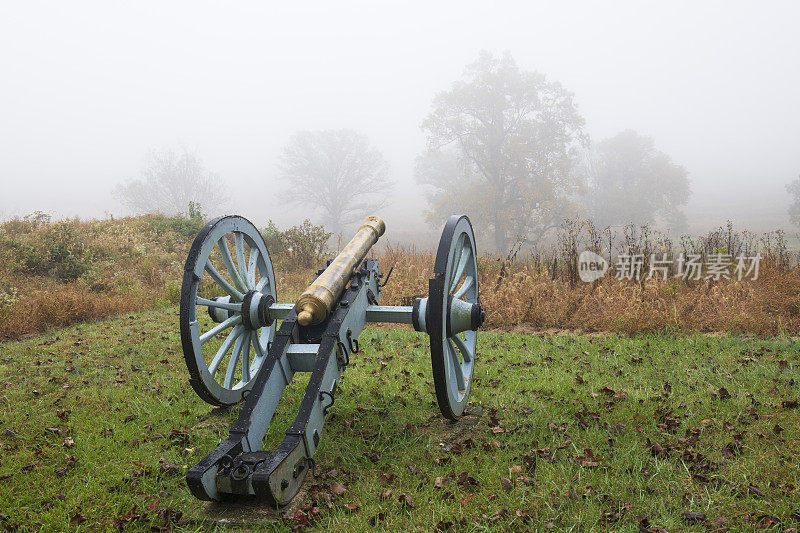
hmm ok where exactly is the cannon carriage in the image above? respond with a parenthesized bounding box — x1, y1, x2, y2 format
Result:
(179, 214, 484, 504)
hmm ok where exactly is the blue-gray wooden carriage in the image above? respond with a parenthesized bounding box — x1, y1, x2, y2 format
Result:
(179, 214, 484, 504)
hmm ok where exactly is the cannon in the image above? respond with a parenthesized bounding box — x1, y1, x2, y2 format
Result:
(179, 214, 484, 504)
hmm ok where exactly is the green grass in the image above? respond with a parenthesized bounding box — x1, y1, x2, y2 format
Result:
(0, 307, 799, 531)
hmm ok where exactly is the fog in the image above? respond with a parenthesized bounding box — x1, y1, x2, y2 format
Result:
(1, 1, 799, 239)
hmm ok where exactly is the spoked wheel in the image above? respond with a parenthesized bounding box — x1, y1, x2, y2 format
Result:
(426, 215, 484, 419)
(180, 215, 277, 406)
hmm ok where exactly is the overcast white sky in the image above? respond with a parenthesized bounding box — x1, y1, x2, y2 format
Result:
(1, 1, 798, 234)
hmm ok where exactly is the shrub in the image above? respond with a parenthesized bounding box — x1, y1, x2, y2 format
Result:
(148, 215, 205, 238)
(43, 220, 91, 281)
(0, 211, 51, 237)
(12, 240, 49, 275)
(162, 281, 182, 304)
(187, 201, 205, 221)
(261, 220, 281, 251)
(0, 286, 18, 323)
(262, 219, 332, 268)
(4, 218, 91, 281)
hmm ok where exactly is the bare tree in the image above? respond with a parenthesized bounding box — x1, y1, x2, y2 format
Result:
(279, 129, 392, 233)
(583, 130, 690, 232)
(113, 148, 226, 216)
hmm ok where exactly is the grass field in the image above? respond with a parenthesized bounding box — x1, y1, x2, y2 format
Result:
(1, 306, 799, 531)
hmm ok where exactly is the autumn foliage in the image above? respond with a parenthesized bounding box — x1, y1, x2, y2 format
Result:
(1, 214, 799, 339)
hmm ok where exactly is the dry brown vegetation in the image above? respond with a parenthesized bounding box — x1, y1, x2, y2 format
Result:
(480, 260, 800, 335)
(0, 213, 192, 339)
(1, 214, 799, 339)
(378, 245, 800, 336)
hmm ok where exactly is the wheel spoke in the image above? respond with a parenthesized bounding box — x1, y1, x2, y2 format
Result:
(255, 273, 270, 292)
(241, 334, 251, 382)
(447, 340, 466, 392)
(199, 314, 242, 345)
(252, 330, 266, 358)
(453, 275, 474, 299)
(224, 334, 244, 388)
(196, 297, 242, 313)
(218, 237, 248, 293)
(204, 262, 244, 301)
(235, 233, 249, 289)
(208, 325, 243, 375)
(449, 240, 471, 292)
(247, 248, 260, 290)
(447, 236, 463, 287)
(452, 333, 473, 363)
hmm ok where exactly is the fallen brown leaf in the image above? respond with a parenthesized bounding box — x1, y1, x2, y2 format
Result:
(682, 511, 706, 524)
(398, 492, 414, 508)
(369, 512, 387, 526)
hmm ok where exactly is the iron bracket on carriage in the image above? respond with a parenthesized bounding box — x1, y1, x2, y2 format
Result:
(179, 214, 484, 504)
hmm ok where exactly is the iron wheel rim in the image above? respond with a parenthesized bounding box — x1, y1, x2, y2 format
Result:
(429, 214, 478, 419)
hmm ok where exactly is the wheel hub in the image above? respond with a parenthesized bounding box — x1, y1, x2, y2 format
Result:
(207, 296, 234, 323)
(412, 297, 484, 337)
(240, 291, 276, 331)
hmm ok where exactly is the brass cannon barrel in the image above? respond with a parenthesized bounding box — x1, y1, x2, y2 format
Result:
(295, 216, 385, 326)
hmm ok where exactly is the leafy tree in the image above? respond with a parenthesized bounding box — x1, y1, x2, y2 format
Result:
(787, 175, 800, 227)
(584, 130, 690, 231)
(417, 51, 587, 252)
(113, 148, 226, 216)
(278, 130, 392, 234)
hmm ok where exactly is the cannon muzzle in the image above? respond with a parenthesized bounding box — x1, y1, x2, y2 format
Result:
(295, 216, 385, 326)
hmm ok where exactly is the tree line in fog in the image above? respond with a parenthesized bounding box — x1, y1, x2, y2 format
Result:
(114, 51, 704, 252)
